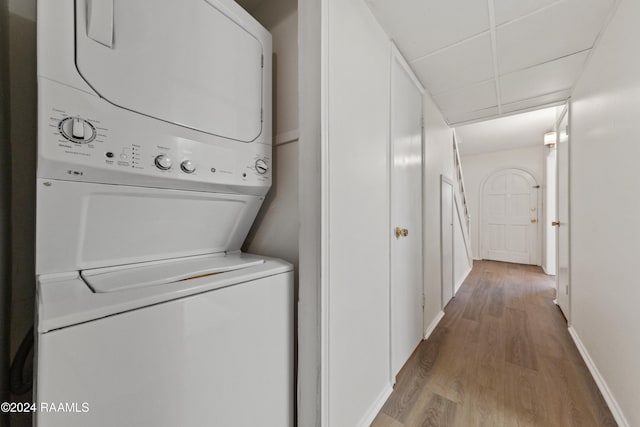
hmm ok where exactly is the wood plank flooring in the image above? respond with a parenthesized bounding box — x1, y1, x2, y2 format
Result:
(371, 260, 617, 427)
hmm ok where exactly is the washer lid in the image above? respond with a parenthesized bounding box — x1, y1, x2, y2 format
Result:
(75, 0, 265, 142)
(82, 253, 265, 293)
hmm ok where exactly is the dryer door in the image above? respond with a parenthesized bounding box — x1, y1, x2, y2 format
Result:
(75, 0, 265, 142)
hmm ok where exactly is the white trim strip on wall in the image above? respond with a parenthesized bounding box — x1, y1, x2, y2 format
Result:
(320, 0, 330, 424)
(454, 266, 472, 295)
(274, 129, 300, 146)
(454, 192, 473, 265)
(568, 326, 630, 427)
(355, 385, 394, 427)
(424, 310, 445, 340)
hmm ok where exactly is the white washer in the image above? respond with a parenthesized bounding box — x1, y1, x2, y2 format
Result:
(35, 1, 293, 426)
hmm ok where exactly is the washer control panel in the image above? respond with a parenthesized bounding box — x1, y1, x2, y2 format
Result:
(38, 90, 272, 195)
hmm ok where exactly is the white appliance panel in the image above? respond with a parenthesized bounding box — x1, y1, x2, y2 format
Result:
(37, 255, 292, 333)
(37, 272, 294, 427)
(37, 79, 272, 195)
(75, 0, 265, 142)
(81, 254, 265, 293)
(36, 180, 264, 274)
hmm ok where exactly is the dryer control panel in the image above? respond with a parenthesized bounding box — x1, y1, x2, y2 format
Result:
(38, 79, 272, 196)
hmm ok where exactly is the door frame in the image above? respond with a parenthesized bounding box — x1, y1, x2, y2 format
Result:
(555, 102, 571, 322)
(479, 167, 542, 265)
(440, 175, 455, 309)
(388, 42, 425, 383)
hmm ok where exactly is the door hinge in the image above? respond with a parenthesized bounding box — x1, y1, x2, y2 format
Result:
(565, 285, 569, 295)
(261, 54, 264, 68)
(260, 108, 263, 122)
(422, 294, 425, 309)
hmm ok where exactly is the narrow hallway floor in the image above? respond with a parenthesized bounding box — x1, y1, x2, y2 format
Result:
(371, 260, 616, 427)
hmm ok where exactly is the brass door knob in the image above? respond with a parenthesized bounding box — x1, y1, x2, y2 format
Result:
(395, 227, 409, 238)
(552, 221, 560, 227)
(530, 218, 537, 223)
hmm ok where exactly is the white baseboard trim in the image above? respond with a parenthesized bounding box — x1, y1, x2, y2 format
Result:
(568, 326, 629, 427)
(356, 383, 393, 427)
(541, 265, 556, 276)
(274, 129, 299, 146)
(454, 266, 472, 294)
(424, 310, 445, 340)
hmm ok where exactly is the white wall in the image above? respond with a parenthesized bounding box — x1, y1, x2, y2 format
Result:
(239, 2, 305, 422)
(324, 3, 464, 422)
(423, 95, 456, 328)
(297, 0, 322, 424)
(460, 145, 544, 261)
(243, 0, 299, 273)
(569, 0, 639, 425)
(325, 0, 391, 425)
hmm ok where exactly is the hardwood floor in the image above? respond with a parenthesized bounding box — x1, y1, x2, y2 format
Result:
(371, 260, 617, 427)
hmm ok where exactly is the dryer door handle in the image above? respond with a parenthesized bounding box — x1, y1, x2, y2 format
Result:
(87, 0, 114, 48)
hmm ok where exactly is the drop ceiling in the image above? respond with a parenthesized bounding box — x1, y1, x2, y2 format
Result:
(455, 105, 560, 155)
(365, 0, 618, 125)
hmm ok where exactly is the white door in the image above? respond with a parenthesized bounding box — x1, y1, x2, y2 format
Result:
(441, 176, 454, 308)
(556, 106, 570, 320)
(390, 47, 423, 378)
(482, 169, 539, 265)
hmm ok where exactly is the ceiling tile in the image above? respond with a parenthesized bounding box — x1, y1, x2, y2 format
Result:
(365, 0, 490, 60)
(445, 106, 499, 125)
(455, 106, 560, 154)
(434, 80, 497, 115)
(500, 50, 589, 104)
(493, 0, 560, 26)
(412, 34, 494, 95)
(496, 0, 614, 74)
(501, 90, 570, 115)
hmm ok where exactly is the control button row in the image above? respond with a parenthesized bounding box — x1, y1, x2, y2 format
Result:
(154, 155, 196, 174)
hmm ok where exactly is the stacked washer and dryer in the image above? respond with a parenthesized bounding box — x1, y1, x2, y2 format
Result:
(35, 1, 293, 426)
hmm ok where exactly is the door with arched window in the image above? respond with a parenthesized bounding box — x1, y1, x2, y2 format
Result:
(481, 168, 539, 265)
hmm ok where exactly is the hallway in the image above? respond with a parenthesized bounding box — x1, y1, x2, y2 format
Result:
(372, 261, 616, 427)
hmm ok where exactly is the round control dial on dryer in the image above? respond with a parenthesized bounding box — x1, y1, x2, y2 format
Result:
(255, 159, 268, 175)
(154, 155, 173, 170)
(58, 117, 96, 144)
(180, 160, 196, 174)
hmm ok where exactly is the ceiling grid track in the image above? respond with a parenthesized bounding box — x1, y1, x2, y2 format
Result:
(497, 0, 565, 28)
(365, 0, 619, 125)
(487, 0, 502, 115)
(409, 31, 490, 64)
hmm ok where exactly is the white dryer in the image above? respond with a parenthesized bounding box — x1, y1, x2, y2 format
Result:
(35, 1, 293, 426)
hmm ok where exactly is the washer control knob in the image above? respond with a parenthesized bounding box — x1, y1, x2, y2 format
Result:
(58, 116, 96, 144)
(154, 154, 172, 170)
(180, 160, 196, 174)
(255, 159, 268, 175)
